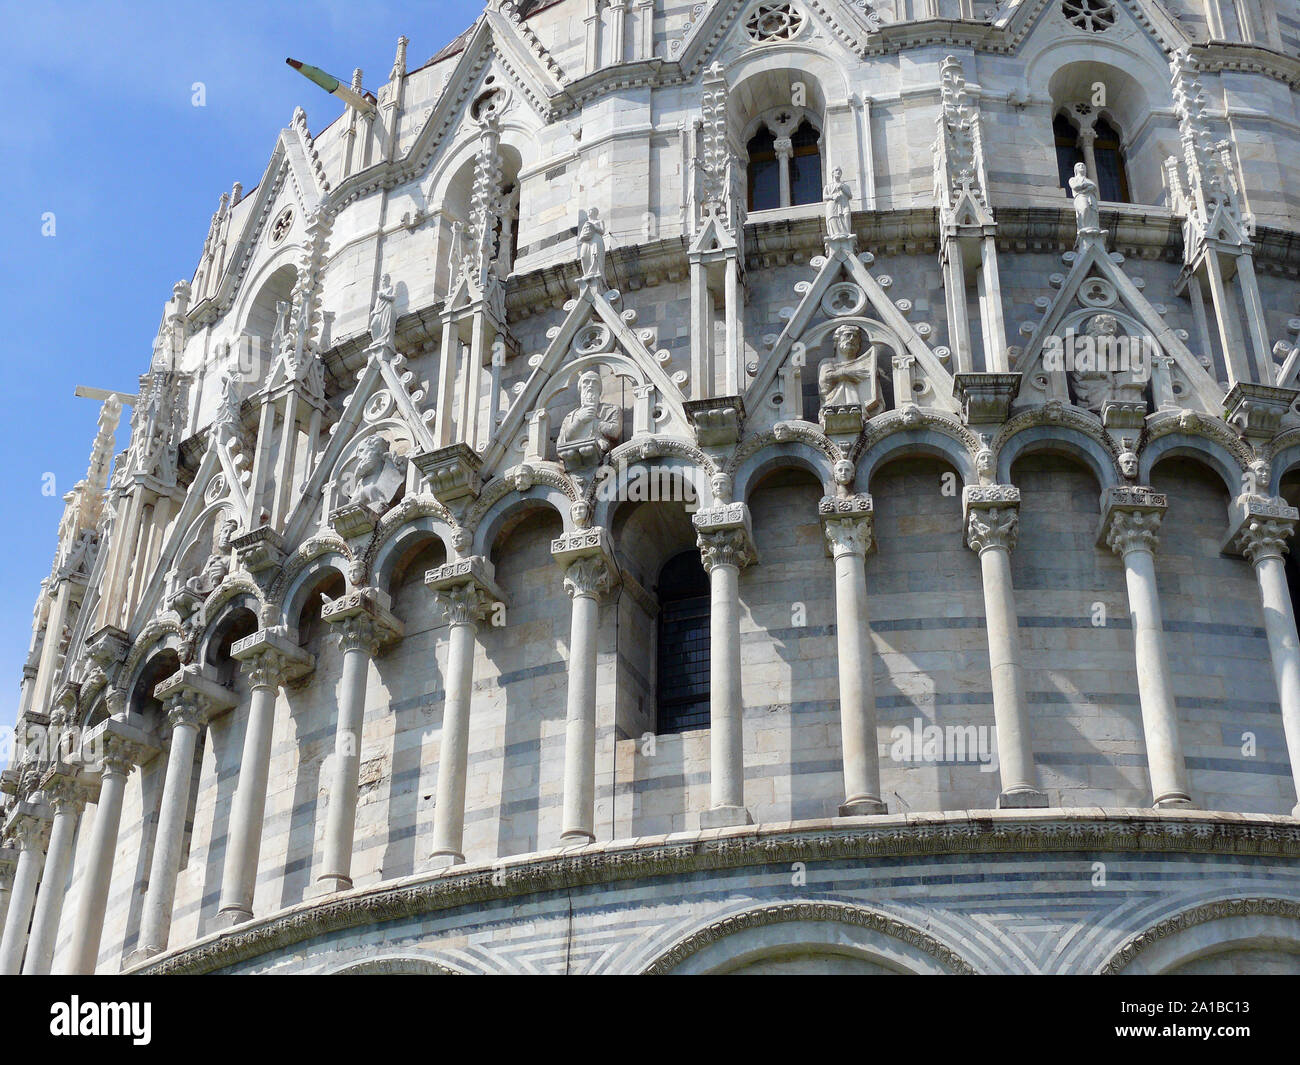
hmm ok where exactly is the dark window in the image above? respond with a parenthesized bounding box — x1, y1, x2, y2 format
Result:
(789, 119, 822, 206)
(1055, 113, 1084, 196)
(747, 126, 781, 211)
(656, 550, 711, 734)
(1092, 116, 1131, 204)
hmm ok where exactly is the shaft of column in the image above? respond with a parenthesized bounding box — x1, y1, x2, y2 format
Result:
(1123, 546, 1192, 806)
(832, 544, 886, 814)
(22, 799, 81, 975)
(710, 561, 744, 810)
(137, 718, 201, 957)
(0, 839, 46, 974)
(218, 676, 280, 925)
(966, 494, 1046, 808)
(431, 619, 477, 864)
(319, 642, 372, 891)
(561, 588, 602, 843)
(1252, 549, 1300, 816)
(67, 768, 128, 974)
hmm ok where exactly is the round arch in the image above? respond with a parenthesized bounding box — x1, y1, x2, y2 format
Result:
(997, 423, 1120, 492)
(859, 428, 978, 490)
(474, 486, 571, 561)
(280, 554, 350, 639)
(1141, 433, 1244, 498)
(371, 515, 456, 596)
(732, 440, 836, 504)
(639, 901, 976, 975)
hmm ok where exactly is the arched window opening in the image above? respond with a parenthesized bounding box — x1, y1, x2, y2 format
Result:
(296, 570, 346, 651)
(746, 113, 823, 212)
(1054, 108, 1130, 204)
(656, 550, 711, 735)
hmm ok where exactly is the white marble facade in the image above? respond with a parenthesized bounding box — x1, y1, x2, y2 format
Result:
(7, 0, 1300, 975)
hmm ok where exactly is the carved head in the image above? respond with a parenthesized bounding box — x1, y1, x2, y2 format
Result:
(1086, 313, 1119, 338)
(834, 324, 863, 360)
(577, 370, 603, 408)
(570, 499, 592, 527)
(710, 472, 733, 503)
(833, 458, 855, 486)
(1074, 162, 1088, 179)
(1118, 439, 1138, 479)
(355, 434, 389, 477)
(831, 166, 843, 182)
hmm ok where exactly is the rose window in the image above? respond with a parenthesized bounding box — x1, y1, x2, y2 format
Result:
(1062, 0, 1117, 32)
(745, 2, 805, 42)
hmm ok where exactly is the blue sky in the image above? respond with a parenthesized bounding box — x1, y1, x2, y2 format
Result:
(0, 0, 485, 739)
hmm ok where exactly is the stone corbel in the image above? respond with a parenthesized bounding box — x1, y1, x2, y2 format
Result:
(693, 502, 758, 568)
(685, 396, 745, 448)
(953, 373, 1021, 426)
(552, 527, 620, 589)
(425, 556, 505, 609)
(1225, 383, 1300, 441)
(963, 484, 1021, 552)
(231, 527, 285, 577)
(819, 494, 874, 557)
(1222, 494, 1299, 559)
(84, 716, 161, 772)
(412, 443, 483, 504)
(1096, 485, 1168, 552)
(329, 502, 385, 543)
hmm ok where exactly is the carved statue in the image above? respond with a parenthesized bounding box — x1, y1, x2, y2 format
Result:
(558, 371, 621, 454)
(342, 435, 406, 511)
(216, 369, 242, 433)
(368, 273, 396, 350)
(185, 552, 229, 597)
(271, 300, 291, 356)
(578, 208, 607, 284)
(824, 167, 853, 239)
(818, 324, 879, 408)
(1070, 162, 1101, 236)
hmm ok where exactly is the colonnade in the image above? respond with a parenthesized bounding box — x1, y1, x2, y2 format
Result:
(6, 476, 1300, 972)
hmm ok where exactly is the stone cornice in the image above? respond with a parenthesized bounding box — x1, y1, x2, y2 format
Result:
(130, 809, 1300, 975)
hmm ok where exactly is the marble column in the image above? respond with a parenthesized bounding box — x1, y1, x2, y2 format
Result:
(821, 496, 887, 815)
(694, 504, 757, 828)
(218, 629, 313, 926)
(425, 558, 503, 867)
(0, 846, 16, 935)
(1100, 487, 1193, 808)
(0, 805, 51, 974)
(68, 719, 157, 974)
(318, 589, 402, 892)
(552, 529, 619, 844)
(136, 666, 236, 959)
(23, 766, 94, 975)
(1228, 498, 1300, 816)
(964, 486, 1048, 807)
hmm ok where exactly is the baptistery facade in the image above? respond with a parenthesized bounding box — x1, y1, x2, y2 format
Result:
(7, 0, 1300, 976)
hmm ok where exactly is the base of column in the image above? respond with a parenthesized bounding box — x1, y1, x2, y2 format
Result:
(427, 851, 465, 871)
(214, 906, 253, 929)
(998, 788, 1049, 809)
(1153, 794, 1195, 809)
(316, 873, 353, 894)
(700, 805, 753, 829)
(838, 797, 888, 817)
(560, 830, 596, 847)
(125, 945, 162, 967)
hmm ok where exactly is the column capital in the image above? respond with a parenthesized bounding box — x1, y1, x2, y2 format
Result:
(154, 664, 239, 729)
(1097, 485, 1168, 557)
(323, 587, 404, 655)
(425, 556, 504, 626)
(232, 628, 315, 689)
(4, 803, 51, 853)
(1224, 494, 1299, 564)
(39, 763, 99, 815)
(694, 503, 758, 572)
(552, 527, 620, 600)
(963, 485, 1020, 553)
(820, 494, 874, 558)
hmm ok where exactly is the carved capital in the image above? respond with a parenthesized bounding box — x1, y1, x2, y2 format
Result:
(231, 629, 314, 689)
(963, 485, 1020, 553)
(435, 581, 497, 627)
(697, 528, 756, 573)
(323, 587, 404, 656)
(425, 556, 504, 627)
(40, 765, 96, 816)
(6, 806, 51, 853)
(1224, 495, 1299, 565)
(563, 555, 616, 600)
(154, 664, 239, 729)
(819, 495, 873, 558)
(1236, 518, 1295, 565)
(1098, 485, 1168, 557)
(84, 717, 158, 778)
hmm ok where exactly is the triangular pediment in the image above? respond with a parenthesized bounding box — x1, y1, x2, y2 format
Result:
(995, 0, 1187, 55)
(674, 0, 880, 74)
(1012, 238, 1223, 413)
(746, 240, 958, 419)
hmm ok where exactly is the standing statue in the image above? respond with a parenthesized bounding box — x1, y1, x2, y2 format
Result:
(824, 167, 853, 239)
(558, 370, 622, 454)
(818, 324, 880, 408)
(215, 368, 242, 435)
(1069, 162, 1101, 236)
(369, 273, 396, 350)
(578, 208, 607, 283)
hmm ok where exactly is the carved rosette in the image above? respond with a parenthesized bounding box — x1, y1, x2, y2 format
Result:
(963, 485, 1020, 554)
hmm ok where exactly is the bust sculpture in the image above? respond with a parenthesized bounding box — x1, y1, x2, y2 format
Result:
(818, 324, 880, 409)
(558, 370, 621, 455)
(342, 435, 406, 511)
